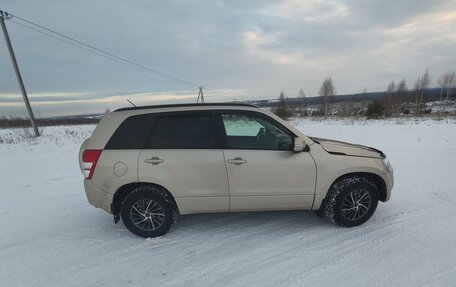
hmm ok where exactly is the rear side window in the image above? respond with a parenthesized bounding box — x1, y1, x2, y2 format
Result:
(105, 114, 154, 149)
(146, 115, 218, 149)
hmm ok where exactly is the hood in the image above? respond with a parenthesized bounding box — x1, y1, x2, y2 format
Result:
(310, 137, 385, 158)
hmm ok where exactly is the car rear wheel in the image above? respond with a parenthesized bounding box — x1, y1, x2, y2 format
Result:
(121, 186, 174, 238)
(325, 176, 379, 227)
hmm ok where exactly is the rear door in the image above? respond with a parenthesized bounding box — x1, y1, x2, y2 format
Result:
(219, 111, 316, 212)
(138, 111, 229, 214)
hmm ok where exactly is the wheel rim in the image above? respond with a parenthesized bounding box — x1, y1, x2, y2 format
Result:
(341, 188, 372, 221)
(130, 199, 166, 231)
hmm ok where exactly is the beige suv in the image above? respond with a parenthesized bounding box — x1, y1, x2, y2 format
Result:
(79, 103, 393, 238)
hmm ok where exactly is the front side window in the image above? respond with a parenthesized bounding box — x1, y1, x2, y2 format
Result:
(147, 115, 218, 149)
(221, 113, 293, 150)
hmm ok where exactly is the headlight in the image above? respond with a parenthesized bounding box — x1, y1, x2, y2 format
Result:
(383, 158, 393, 172)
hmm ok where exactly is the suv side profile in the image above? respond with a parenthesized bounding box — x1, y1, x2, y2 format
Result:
(79, 103, 394, 238)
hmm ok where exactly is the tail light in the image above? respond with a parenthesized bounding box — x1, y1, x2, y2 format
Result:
(82, 150, 102, 179)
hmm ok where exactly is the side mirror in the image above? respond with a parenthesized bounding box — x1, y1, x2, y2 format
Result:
(293, 137, 307, 152)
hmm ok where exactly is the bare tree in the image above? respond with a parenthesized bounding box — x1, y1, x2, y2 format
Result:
(319, 77, 336, 118)
(414, 69, 431, 115)
(438, 71, 456, 101)
(339, 101, 350, 118)
(298, 88, 306, 117)
(438, 74, 446, 102)
(361, 88, 369, 110)
(385, 81, 396, 114)
(414, 79, 421, 114)
(274, 91, 292, 119)
(420, 69, 431, 105)
(448, 71, 456, 100)
(396, 79, 407, 114)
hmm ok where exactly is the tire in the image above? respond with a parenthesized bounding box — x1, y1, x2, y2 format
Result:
(325, 176, 379, 227)
(121, 185, 174, 238)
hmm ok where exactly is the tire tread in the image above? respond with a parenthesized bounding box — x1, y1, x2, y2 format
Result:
(121, 185, 177, 238)
(325, 176, 378, 227)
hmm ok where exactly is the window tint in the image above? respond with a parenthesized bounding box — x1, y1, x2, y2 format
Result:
(147, 115, 218, 149)
(222, 113, 293, 150)
(105, 114, 154, 149)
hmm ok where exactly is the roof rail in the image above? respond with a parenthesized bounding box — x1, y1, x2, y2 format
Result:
(114, 102, 259, 112)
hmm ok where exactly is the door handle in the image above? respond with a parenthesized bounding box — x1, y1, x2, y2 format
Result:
(145, 156, 164, 165)
(228, 157, 247, 165)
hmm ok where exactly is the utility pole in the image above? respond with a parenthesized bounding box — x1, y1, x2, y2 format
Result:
(196, 86, 205, 103)
(1, 10, 39, 136)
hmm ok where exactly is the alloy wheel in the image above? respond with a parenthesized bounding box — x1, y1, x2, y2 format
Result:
(341, 188, 372, 221)
(129, 199, 166, 231)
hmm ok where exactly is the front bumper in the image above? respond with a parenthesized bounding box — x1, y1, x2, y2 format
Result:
(382, 168, 394, 201)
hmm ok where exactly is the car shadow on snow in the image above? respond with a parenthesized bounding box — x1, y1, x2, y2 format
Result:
(85, 209, 336, 240)
(87, 209, 382, 241)
(167, 210, 335, 237)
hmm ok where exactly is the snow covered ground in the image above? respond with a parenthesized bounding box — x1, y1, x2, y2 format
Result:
(1, 118, 456, 287)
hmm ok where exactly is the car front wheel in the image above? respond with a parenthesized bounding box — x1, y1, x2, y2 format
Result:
(325, 176, 379, 227)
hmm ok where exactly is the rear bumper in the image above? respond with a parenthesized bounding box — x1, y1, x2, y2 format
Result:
(84, 180, 113, 214)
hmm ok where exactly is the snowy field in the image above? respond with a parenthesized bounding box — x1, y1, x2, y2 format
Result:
(1, 118, 456, 287)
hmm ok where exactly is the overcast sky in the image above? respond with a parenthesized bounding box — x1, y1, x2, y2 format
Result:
(1, 0, 455, 117)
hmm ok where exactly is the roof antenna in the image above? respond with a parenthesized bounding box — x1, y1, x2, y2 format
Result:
(126, 99, 136, 107)
(196, 86, 205, 103)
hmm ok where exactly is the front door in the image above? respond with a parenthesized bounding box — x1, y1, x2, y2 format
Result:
(220, 111, 316, 211)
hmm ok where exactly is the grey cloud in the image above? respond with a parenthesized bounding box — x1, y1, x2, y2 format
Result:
(0, 0, 455, 117)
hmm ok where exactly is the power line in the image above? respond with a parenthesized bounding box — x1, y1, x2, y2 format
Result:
(5, 11, 200, 88)
(9, 20, 168, 76)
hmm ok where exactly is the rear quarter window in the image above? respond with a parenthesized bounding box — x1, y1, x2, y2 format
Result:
(105, 114, 154, 149)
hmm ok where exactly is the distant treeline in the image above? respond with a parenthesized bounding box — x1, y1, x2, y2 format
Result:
(249, 87, 455, 108)
(0, 116, 101, 128)
(2, 83, 455, 129)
